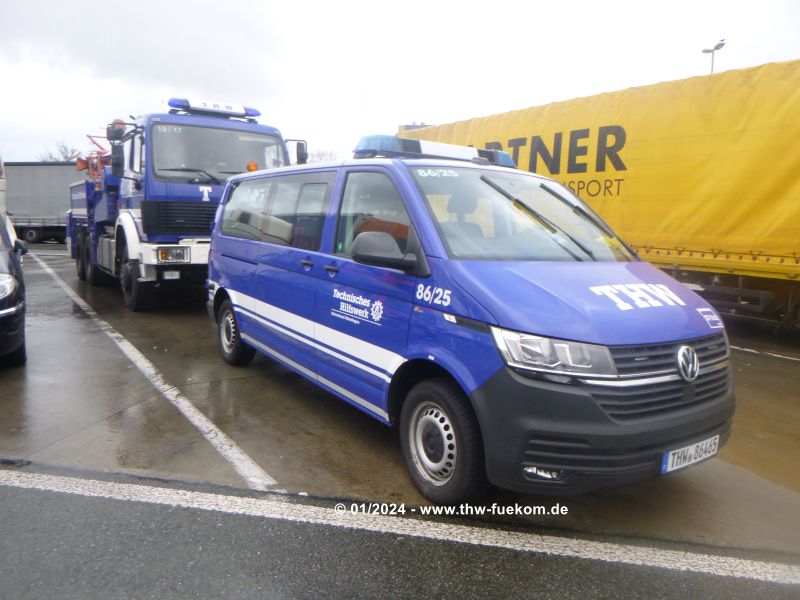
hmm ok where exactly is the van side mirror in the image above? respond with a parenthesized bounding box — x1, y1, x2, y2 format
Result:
(352, 231, 417, 273)
(14, 239, 28, 256)
(111, 144, 125, 178)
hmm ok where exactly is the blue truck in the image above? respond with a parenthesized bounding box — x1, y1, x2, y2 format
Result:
(68, 98, 306, 311)
(206, 135, 735, 504)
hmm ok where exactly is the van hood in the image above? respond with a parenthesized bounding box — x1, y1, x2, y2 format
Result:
(445, 261, 724, 346)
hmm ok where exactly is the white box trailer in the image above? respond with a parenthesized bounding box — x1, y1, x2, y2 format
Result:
(5, 161, 77, 243)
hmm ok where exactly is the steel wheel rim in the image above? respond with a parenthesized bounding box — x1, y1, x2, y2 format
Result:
(220, 310, 237, 354)
(409, 400, 457, 486)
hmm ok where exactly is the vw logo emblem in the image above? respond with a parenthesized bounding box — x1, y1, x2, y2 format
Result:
(676, 345, 700, 382)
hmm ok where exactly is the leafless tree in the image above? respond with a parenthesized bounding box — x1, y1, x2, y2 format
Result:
(39, 141, 81, 162)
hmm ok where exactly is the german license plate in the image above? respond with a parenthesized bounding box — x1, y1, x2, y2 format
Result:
(162, 271, 180, 280)
(660, 434, 719, 474)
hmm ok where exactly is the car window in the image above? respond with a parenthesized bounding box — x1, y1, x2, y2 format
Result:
(221, 173, 333, 250)
(335, 171, 412, 257)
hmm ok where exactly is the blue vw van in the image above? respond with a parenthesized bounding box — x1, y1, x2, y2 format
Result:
(207, 136, 734, 504)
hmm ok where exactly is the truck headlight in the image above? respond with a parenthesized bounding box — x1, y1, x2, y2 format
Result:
(156, 247, 189, 263)
(490, 326, 617, 377)
(0, 274, 16, 301)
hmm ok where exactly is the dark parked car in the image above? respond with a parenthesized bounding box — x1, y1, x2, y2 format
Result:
(0, 215, 26, 366)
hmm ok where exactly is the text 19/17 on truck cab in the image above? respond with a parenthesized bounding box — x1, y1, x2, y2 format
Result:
(206, 135, 735, 505)
(67, 98, 307, 311)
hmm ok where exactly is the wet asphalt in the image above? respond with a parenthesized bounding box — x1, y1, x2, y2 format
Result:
(0, 244, 798, 598)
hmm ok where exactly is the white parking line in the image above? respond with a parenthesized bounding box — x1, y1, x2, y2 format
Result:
(31, 255, 279, 492)
(1, 470, 798, 585)
(730, 345, 800, 363)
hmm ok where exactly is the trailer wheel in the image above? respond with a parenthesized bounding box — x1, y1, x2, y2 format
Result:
(400, 378, 487, 505)
(23, 228, 41, 244)
(76, 234, 87, 281)
(120, 246, 152, 312)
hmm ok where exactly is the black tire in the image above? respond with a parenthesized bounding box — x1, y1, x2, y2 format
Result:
(85, 241, 110, 287)
(217, 299, 255, 366)
(400, 378, 488, 505)
(76, 234, 87, 281)
(119, 246, 152, 312)
(23, 228, 40, 244)
(3, 340, 27, 367)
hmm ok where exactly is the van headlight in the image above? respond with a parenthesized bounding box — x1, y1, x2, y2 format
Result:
(0, 274, 17, 300)
(490, 327, 617, 377)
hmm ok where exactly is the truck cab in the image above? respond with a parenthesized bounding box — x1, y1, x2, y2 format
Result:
(69, 98, 306, 311)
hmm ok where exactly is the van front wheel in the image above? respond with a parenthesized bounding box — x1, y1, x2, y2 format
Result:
(400, 379, 487, 505)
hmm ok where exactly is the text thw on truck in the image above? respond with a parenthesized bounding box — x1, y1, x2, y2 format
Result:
(67, 98, 307, 311)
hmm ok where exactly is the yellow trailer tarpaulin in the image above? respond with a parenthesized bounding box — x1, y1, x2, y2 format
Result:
(401, 61, 800, 280)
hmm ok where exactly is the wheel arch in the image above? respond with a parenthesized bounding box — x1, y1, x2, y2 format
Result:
(115, 213, 143, 274)
(212, 287, 231, 323)
(388, 359, 468, 426)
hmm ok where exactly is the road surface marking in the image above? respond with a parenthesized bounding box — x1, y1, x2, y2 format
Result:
(1, 469, 798, 586)
(730, 345, 800, 363)
(31, 255, 279, 492)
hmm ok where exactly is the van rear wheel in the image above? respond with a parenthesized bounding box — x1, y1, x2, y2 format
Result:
(400, 378, 487, 505)
(218, 299, 255, 366)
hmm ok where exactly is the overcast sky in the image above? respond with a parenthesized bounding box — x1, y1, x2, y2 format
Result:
(1, 0, 798, 161)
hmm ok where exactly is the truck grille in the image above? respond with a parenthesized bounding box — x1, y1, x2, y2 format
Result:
(610, 333, 728, 377)
(581, 333, 731, 422)
(141, 201, 217, 236)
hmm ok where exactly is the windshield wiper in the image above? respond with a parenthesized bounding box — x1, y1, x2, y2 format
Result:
(157, 167, 221, 185)
(538, 182, 615, 238)
(480, 175, 595, 261)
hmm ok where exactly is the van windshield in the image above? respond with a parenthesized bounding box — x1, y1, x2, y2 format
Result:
(152, 125, 286, 183)
(410, 166, 633, 262)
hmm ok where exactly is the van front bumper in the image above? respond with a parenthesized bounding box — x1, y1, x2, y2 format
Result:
(469, 365, 735, 495)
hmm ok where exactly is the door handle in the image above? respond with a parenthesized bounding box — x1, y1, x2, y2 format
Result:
(324, 264, 339, 274)
(300, 259, 313, 269)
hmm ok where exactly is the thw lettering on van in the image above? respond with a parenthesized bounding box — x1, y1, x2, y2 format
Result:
(590, 284, 686, 311)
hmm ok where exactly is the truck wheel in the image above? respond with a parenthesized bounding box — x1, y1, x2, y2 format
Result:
(400, 378, 487, 505)
(120, 247, 152, 312)
(23, 228, 40, 244)
(76, 235, 87, 281)
(217, 299, 255, 366)
(85, 242, 109, 287)
(3, 340, 27, 367)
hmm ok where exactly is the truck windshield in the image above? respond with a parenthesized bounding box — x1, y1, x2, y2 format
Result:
(151, 125, 286, 183)
(411, 166, 634, 262)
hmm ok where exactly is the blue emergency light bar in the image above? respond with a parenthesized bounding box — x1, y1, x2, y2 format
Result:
(354, 135, 517, 168)
(167, 98, 261, 119)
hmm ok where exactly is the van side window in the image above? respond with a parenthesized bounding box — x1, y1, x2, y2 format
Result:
(221, 179, 274, 241)
(221, 174, 332, 250)
(335, 172, 411, 257)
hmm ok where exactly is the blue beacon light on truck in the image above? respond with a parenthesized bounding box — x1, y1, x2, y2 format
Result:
(354, 134, 517, 167)
(167, 98, 262, 119)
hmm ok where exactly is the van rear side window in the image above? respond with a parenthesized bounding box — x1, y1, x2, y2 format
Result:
(221, 173, 333, 250)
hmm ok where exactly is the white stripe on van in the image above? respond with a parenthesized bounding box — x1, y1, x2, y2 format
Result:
(236, 305, 392, 384)
(241, 333, 390, 421)
(227, 288, 406, 379)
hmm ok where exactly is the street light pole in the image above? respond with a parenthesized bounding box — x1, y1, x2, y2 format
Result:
(702, 39, 726, 74)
